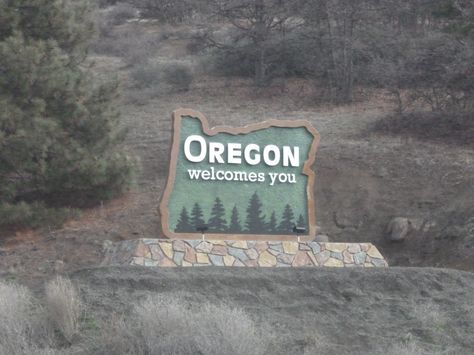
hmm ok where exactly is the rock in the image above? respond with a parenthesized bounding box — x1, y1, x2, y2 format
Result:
(258, 251, 277, 267)
(184, 247, 196, 263)
(307, 241, 321, 255)
(196, 241, 213, 253)
(315, 250, 330, 265)
(157, 257, 176, 267)
(282, 241, 299, 254)
(211, 245, 227, 256)
(233, 259, 245, 267)
(324, 258, 344, 267)
(255, 241, 269, 252)
(133, 241, 150, 258)
(229, 241, 248, 249)
(277, 253, 294, 264)
(102, 240, 113, 252)
(209, 254, 224, 266)
(292, 251, 313, 266)
(244, 259, 259, 267)
(269, 243, 283, 253)
(172, 240, 187, 252)
(223, 255, 235, 266)
(196, 253, 210, 264)
(150, 245, 164, 261)
(353, 252, 367, 265)
(330, 251, 343, 260)
(228, 247, 248, 261)
(245, 248, 259, 259)
(387, 217, 410, 242)
(343, 250, 354, 264)
(298, 243, 311, 251)
(144, 259, 158, 267)
(325, 243, 347, 253)
(54, 260, 65, 274)
(173, 251, 185, 265)
(367, 246, 384, 259)
(314, 234, 329, 242)
(347, 244, 361, 253)
(159, 242, 174, 259)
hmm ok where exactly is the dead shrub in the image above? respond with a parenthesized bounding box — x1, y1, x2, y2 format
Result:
(45, 276, 83, 343)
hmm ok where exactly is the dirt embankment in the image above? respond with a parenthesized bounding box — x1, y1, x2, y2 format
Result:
(72, 266, 474, 354)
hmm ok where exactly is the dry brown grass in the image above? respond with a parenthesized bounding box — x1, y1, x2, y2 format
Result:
(91, 294, 269, 355)
(45, 276, 83, 343)
(0, 281, 55, 354)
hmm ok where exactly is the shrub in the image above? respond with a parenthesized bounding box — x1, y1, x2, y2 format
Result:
(372, 111, 474, 148)
(130, 62, 161, 88)
(0, 0, 136, 228)
(45, 277, 83, 343)
(0, 202, 76, 229)
(106, 3, 137, 25)
(130, 0, 194, 23)
(162, 63, 193, 91)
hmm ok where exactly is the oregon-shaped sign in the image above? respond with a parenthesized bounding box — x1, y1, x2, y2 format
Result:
(160, 109, 320, 240)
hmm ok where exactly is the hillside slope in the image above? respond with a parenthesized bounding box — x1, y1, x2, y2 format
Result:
(72, 266, 474, 354)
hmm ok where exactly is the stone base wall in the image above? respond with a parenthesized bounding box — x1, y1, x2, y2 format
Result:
(102, 239, 388, 268)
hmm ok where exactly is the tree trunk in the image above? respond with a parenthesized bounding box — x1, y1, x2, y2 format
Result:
(254, 0, 266, 86)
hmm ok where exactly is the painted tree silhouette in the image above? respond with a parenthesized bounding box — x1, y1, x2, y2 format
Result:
(297, 214, 306, 228)
(245, 192, 266, 233)
(267, 211, 277, 234)
(190, 202, 205, 230)
(228, 205, 242, 233)
(208, 197, 227, 232)
(278, 204, 295, 233)
(175, 207, 193, 232)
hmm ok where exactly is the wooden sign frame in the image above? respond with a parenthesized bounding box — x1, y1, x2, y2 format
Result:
(159, 108, 320, 241)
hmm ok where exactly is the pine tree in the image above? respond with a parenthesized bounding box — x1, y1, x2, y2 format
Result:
(278, 204, 295, 233)
(0, 0, 134, 227)
(228, 205, 242, 233)
(190, 202, 205, 229)
(297, 214, 306, 228)
(175, 207, 193, 232)
(208, 197, 227, 232)
(245, 192, 266, 233)
(267, 211, 277, 234)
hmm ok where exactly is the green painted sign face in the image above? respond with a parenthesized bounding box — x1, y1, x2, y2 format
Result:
(160, 109, 320, 239)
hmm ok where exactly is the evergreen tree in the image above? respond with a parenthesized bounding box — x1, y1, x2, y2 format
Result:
(0, 0, 134, 226)
(245, 192, 266, 233)
(190, 202, 205, 229)
(208, 197, 227, 232)
(297, 214, 306, 228)
(267, 211, 277, 234)
(278, 204, 295, 233)
(175, 207, 193, 232)
(228, 205, 242, 233)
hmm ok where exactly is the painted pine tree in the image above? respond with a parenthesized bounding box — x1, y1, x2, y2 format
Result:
(228, 205, 242, 233)
(208, 197, 227, 232)
(245, 192, 266, 233)
(175, 207, 193, 232)
(190, 202, 205, 230)
(297, 214, 306, 228)
(278, 204, 295, 233)
(267, 211, 278, 234)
